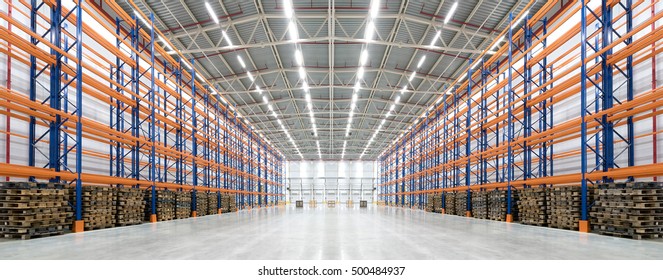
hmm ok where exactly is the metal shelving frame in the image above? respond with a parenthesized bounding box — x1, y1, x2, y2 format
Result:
(377, 0, 662, 232)
(0, 0, 285, 232)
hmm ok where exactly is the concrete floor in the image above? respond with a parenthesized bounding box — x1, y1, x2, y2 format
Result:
(0, 206, 662, 259)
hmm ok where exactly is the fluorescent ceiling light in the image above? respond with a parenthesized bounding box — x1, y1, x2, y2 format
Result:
(360, 49, 369, 66)
(272, 111, 278, 118)
(354, 82, 360, 92)
(370, 0, 380, 18)
(299, 67, 306, 79)
(205, 2, 219, 24)
(247, 71, 254, 81)
(352, 93, 358, 103)
(395, 96, 400, 104)
(511, 10, 529, 29)
(417, 56, 426, 68)
(390, 104, 395, 111)
(302, 81, 309, 92)
(283, 0, 293, 19)
(357, 67, 365, 80)
(295, 49, 303, 66)
(408, 71, 416, 82)
(134, 11, 151, 29)
(430, 30, 441, 46)
(493, 36, 504, 50)
(268, 104, 273, 111)
(158, 36, 170, 50)
(305, 93, 311, 103)
(289, 21, 299, 41)
(364, 21, 375, 41)
(222, 30, 233, 46)
(237, 55, 246, 68)
(471, 60, 480, 69)
(444, 2, 458, 24)
(262, 96, 268, 104)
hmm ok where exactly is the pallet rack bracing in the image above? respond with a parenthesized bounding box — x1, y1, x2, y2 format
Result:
(0, 0, 285, 232)
(377, 0, 663, 232)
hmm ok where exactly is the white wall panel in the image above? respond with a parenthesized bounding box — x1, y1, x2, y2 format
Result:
(287, 161, 376, 203)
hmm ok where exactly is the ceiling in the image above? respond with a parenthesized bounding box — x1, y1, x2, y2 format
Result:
(116, 0, 545, 161)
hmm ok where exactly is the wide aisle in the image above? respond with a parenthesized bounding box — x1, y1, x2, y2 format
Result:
(0, 206, 662, 260)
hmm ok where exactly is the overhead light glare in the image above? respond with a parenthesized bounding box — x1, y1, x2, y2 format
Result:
(299, 67, 306, 79)
(205, 2, 219, 24)
(283, 0, 294, 19)
(360, 49, 369, 66)
(222, 30, 233, 46)
(429, 30, 441, 46)
(357, 67, 365, 80)
(417, 56, 426, 68)
(237, 55, 246, 68)
(408, 71, 416, 82)
(295, 49, 303, 66)
(364, 21, 375, 41)
(444, 2, 458, 24)
(370, 0, 380, 19)
(289, 21, 299, 41)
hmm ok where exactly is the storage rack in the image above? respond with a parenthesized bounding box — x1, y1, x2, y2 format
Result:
(377, 0, 662, 231)
(0, 0, 285, 232)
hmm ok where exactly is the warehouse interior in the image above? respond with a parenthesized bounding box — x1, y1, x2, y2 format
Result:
(0, 0, 663, 262)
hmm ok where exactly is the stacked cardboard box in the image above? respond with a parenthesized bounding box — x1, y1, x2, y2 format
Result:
(0, 182, 70, 240)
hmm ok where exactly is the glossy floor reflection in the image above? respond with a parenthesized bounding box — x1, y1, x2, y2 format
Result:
(0, 205, 662, 259)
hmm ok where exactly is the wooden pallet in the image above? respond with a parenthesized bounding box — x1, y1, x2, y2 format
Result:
(471, 191, 488, 219)
(455, 191, 468, 216)
(548, 185, 588, 230)
(113, 187, 145, 226)
(487, 189, 518, 221)
(175, 190, 191, 219)
(145, 189, 175, 221)
(444, 192, 456, 215)
(207, 192, 219, 214)
(0, 182, 70, 240)
(591, 182, 663, 239)
(195, 192, 208, 216)
(518, 187, 549, 226)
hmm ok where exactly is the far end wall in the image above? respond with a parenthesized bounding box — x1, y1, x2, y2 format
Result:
(287, 161, 376, 203)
